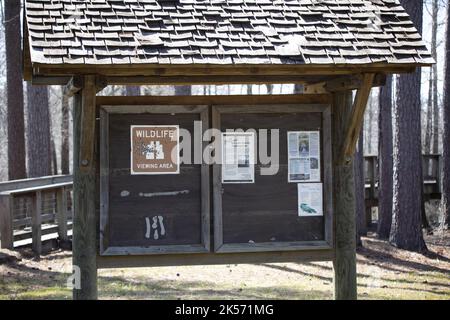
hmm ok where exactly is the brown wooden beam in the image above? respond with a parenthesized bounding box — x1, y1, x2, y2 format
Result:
(72, 76, 98, 300)
(79, 76, 97, 172)
(32, 63, 420, 78)
(341, 73, 375, 162)
(96, 94, 332, 107)
(325, 73, 385, 92)
(104, 75, 319, 85)
(332, 90, 357, 300)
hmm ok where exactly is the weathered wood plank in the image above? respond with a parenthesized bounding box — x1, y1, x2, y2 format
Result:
(97, 249, 334, 269)
(0, 195, 13, 249)
(56, 187, 68, 241)
(96, 94, 332, 107)
(0, 175, 72, 193)
(31, 191, 42, 255)
(332, 91, 357, 300)
(72, 79, 98, 300)
(33, 62, 418, 79)
(324, 74, 385, 92)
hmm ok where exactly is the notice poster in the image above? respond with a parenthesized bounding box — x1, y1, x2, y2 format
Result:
(297, 183, 323, 217)
(130, 125, 179, 175)
(222, 132, 255, 184)
(288, 131, 321, 182)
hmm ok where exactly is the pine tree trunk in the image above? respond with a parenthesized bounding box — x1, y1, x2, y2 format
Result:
(5, 0, 26, 180)
(390, 0, 427, 253)
(126, 86, 140, 96)
(425, 71, 433, 153)
(174, 86, 191, 96)
(354, 130, 366, 246)
(26, 84, 52, 178)
(61, 87, 70, 174)
(441, 0, 450, 229)
(377, 75, 394, 239)
(431, 0, 439, 155)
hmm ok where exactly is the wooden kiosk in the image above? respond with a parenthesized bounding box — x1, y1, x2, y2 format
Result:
(23, 0, 432, 300)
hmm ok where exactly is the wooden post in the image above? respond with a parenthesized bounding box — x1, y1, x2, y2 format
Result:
(0, 195, 13, 249)
(72, 75, 98, 300)
(56, 187, 68, 241)
(31, 191, 42, 255)
(332, 91, 357, 300)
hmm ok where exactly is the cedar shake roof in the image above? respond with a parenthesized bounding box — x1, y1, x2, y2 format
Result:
(25, 0, 433, 66)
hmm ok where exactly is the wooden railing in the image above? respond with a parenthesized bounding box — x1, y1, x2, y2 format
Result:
(364, 154, 442, 202)
(0, 175, 73, 255)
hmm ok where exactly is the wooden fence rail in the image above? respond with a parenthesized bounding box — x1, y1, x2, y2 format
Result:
(364, 154, 442, 225)
(0, 175, 73, 255)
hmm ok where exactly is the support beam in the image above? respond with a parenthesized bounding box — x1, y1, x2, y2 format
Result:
(332, 90, 357, 300)
(79, 76, 97, 172)
(72, 75, 98, 300)
(325, 73, 385, 92)
(341, 73, 375, 161)
(63, 76, 83, 97)
(0, 195, 13, 249)
(31, 191, 42, 255)
(56, 187, 68, 241)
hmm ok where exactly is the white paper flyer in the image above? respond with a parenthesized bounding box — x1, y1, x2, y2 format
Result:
(297, 183, 323, 217)
(222, 132, 255, 183)
(288, 131, 321, 182)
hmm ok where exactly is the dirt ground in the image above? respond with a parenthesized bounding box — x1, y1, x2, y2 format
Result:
(0, 232, 449, 300)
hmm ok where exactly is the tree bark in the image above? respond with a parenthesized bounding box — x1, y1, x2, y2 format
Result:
(61, 87, 70, 174)
(431, 0, 439, 155)
(377, 75, 394, 239)
(425, 70, 433, 153)
(26, 84, 52, 178)
(125, 86, 140, 96)
(390, 0, 427, 253)
(354, 130, 366, 246)
(174, 86, 191, 96)
(5, 0, 26, 180)
(441, 0, 450, 229)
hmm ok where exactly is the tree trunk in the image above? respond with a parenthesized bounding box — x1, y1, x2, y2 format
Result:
(425, 70, 433, 153)
(354, 130, 366, 246)
(26, 84, 52, 178)
(61, 87, 70, 174)
(5, 0, 26, 180)
(431, 0, 439, 155)
(377, 76, 393, 239)
(390, 0, 427, 253)
(51, 138, 58, 175)
(174, 86, 191, 96)
(126, 86, 140, 96)
(441, 0, 450, 229)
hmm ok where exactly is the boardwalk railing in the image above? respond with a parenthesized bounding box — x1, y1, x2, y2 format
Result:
(0, 175, 73, 255)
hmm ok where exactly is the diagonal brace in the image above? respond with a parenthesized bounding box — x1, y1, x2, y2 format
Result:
(341, 73, 375, 162)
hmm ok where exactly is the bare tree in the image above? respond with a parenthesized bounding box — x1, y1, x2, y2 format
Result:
(60, 87, 70, 174)
(354, 131, 366, 246)
(174, 86, 191, 96)
(126, 86, 140, 96)
(377, 76, 394, 239)
(390, 0, 427, 252)
(441, 0, 450, 229)
(26, 84, 52, 178)
(431, 0, 440, 155)
(5, 0, 26, 180)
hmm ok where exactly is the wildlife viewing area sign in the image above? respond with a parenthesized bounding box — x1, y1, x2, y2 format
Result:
(130, 125, 180, 175)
